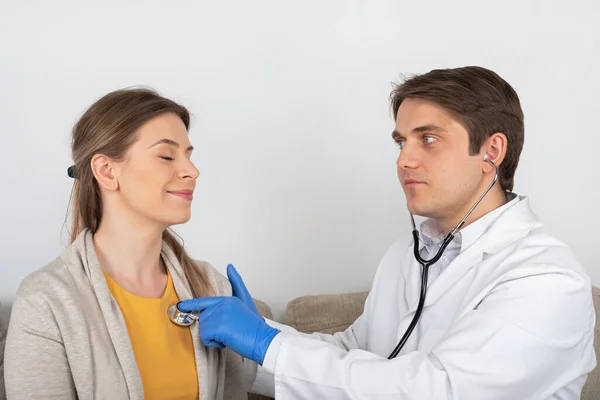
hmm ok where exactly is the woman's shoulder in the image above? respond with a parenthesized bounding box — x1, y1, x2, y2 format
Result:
(18, 231, 93, 303)
(192, 260, 232, 296)
(9, 254, 77, 337)
(16, 255, 73, 301)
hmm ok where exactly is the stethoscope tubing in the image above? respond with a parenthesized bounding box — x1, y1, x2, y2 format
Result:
(387, 159, 498, 359)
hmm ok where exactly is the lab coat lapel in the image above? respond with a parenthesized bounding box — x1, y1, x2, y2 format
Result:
(402, 242, 426, 315)
(421, 241, 486, 310)
(402, 241, 484, 316)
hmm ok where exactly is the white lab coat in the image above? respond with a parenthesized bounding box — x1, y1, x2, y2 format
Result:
(251, 195, 597, 399)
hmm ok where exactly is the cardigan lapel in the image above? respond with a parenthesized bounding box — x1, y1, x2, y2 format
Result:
(71, 229, 144, 400)
(160, 243, 227, 400)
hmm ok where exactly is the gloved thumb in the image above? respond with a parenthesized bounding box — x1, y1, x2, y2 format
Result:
(227, 264, 259, 315)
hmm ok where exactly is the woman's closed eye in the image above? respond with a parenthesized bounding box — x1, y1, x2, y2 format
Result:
(160, 156, 174, 161)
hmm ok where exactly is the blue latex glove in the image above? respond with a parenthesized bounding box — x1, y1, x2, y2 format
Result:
(227, 264, 259, 315)
(178, 295, 280, 365)
(184, 264, 259, 349)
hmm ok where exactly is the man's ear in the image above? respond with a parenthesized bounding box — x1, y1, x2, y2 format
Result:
(482, 132, 507, 172)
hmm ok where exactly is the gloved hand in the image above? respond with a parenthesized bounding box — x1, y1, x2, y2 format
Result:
(226, 264, 259, 315)
(178, 295, 280, 365)
(184, 264, 259, 349)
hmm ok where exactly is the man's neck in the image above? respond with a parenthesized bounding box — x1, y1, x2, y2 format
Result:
(439, 187, 507, 236)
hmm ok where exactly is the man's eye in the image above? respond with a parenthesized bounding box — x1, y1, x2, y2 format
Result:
(424, 136, 437, 144)
(395, 140, 405, 149)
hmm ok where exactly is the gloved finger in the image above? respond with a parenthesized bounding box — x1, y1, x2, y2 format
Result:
(197, 298, 226, 325)
(227, 264, 258, 314)
(203, 339, 226, 349)
(177, 296, 227, 313)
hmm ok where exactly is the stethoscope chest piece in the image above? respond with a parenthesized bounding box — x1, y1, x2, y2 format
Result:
(167, 303, 198, 327)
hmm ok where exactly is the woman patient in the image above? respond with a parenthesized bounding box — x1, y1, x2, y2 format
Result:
(4, 88, 256, 399)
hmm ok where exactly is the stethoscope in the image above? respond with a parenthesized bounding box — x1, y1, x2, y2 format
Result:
(168, 303, 199, 326)
(167, 156, 499, 359)
(387, 155, 498, 359)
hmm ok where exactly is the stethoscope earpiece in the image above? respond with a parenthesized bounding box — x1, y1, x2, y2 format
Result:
(167, 302, 198, 327)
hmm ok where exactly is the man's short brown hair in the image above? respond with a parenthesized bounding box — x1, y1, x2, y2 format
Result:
(390, 66, 524, 191)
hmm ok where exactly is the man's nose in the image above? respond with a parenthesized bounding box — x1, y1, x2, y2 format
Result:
(396, 142, 420, 170)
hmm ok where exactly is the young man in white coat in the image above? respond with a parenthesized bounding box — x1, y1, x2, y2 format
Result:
(180, 66, 597, 399)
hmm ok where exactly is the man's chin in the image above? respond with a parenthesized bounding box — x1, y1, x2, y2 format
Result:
(406, 202, 434, 218)
(405, 199, 419, 214)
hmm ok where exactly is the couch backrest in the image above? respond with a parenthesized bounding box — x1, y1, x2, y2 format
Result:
(253, 298, 273, 320)
(285, 291, 369, 334)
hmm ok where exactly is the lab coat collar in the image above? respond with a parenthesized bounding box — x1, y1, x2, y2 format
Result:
(478, 194, 542, 256)
(406, 193, 542, 313)
(418, 192, 520, 255)
(459, 192, 519, 255)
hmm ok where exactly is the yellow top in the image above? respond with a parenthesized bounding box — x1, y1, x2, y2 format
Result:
(104, 268, 199, 400)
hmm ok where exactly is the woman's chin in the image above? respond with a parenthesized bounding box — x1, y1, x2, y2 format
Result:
(160, 211, 192, 227)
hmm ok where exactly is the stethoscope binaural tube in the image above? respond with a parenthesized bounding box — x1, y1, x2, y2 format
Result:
(387, 158, 499, 359)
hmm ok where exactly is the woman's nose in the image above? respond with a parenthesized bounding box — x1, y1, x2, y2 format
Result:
(180, 159, 200, 179)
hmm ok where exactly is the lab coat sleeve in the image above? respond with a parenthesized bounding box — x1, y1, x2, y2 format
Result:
(265, 317, 365, 351)
(249, 315, 367, 397)
(265, 268, 594, 399)
(4, 294, 77, 399)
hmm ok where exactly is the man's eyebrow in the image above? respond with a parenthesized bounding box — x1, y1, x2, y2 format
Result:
(412, 124, 445, 134)
(392, 124, 446, 139)
(149, 138, 194, 151)
(391, 130, 404, 140)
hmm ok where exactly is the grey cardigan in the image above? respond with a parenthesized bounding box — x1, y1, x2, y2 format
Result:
(4, 229, 257, 399)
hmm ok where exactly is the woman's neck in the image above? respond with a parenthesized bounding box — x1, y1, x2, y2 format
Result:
(92, 211, 167, 297)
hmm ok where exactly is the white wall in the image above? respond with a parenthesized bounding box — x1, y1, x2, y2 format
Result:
(1, 0, 599, 321)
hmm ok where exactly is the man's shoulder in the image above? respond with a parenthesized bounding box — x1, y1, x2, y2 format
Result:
(499, 224, 588, 279)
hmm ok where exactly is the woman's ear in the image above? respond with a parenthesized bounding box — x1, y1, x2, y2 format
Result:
(90, 154, 119, 190)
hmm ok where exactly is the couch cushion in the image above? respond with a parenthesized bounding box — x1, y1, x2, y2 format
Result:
(285, 291, 369, 334)
(581, 286, 600, 400)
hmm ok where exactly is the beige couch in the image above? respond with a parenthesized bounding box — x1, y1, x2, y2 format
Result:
(0, 289, 597, 400)
(251, 287, 600, 400)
